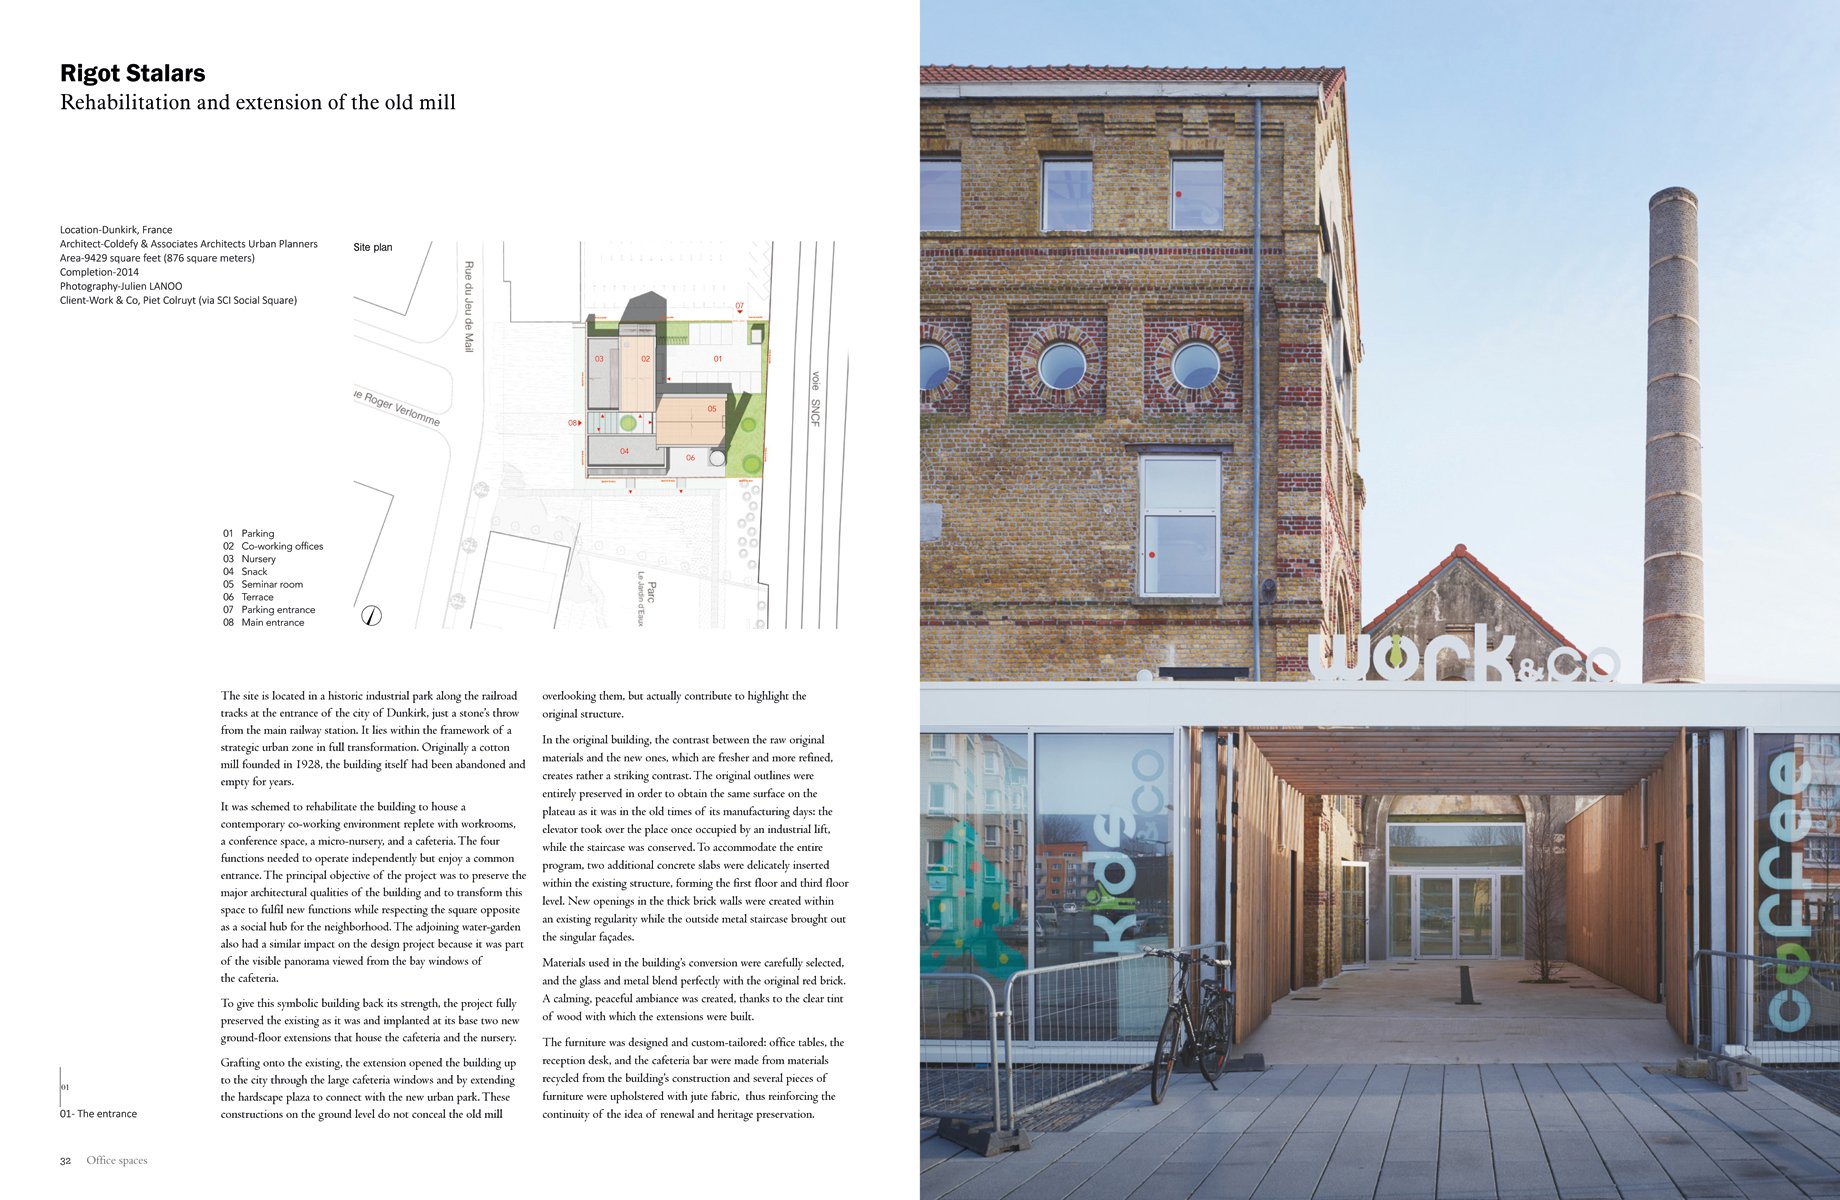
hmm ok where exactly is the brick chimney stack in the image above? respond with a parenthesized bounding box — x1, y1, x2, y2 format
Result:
(1643, 187, 1705, 683)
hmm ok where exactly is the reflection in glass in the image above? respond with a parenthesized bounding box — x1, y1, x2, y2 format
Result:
(1171, 341, 1222, 389)
(921, 157, 961, 232)
(1341, 864, 1368, 966)
(1037, 342, 1087, 390)
(1036, 733, 1174, 1039)
(1042, 157, 1093, 231)
(1459, 876, 1494, 956)
(1390, 875, 1412, 958)
(919, 734, 1029, 1004)
(1141, 457, 1217, 509)
(1143, 515, 1215, 595)
(1388, 821, 1524, 868)
(1419, 878, 1453, 956)
(1171, 156, 1225, 230)
(1500, 874, 1523, 957)
(920, 343, 950, 391)
(1753, 733, 1840, 1043)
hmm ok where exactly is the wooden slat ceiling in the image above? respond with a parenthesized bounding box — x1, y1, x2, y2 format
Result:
(1244, 727, 1680, 796)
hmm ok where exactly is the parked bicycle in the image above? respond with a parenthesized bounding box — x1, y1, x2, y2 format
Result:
(1143, 947, 1233, 1104)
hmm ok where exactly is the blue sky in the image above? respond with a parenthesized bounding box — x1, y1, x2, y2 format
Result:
(922, 0, 1840, 683)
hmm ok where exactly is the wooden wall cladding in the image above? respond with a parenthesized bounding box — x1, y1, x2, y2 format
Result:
(1565, 730, 1690, 1042)
(1233, 732, 1305, 1042)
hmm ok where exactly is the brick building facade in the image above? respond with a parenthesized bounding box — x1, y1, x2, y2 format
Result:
(920, 66, 1364, 682)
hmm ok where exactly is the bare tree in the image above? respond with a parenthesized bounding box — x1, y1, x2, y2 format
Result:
(1523, 795, 1565, 983)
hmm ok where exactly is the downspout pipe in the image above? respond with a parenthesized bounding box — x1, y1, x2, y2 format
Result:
(1250, 99, 1264, 680)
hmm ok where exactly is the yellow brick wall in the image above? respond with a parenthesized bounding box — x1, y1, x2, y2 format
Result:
(921, 92, 1362, 681)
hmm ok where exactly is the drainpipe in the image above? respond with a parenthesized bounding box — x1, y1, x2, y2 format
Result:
(1250, 99, 1264, 680)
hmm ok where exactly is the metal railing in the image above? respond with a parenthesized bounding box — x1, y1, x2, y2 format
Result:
(1693, 949, 1840, 1108)
(921, 942, 1232, 1154)
(921, 972, 1003, 1141)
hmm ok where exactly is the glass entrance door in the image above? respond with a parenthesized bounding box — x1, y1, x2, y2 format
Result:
(1340, 862, 1368, 968)
(1457, 876, 1494, 956)
(1418, 877, 1454, 955)
(1396, 874, 1513, 958)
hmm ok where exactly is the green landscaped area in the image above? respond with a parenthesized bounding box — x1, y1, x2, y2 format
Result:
(722, 323, 769, 478)
(726, 391, 765, 478)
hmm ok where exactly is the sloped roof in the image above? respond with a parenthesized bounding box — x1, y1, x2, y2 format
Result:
(1363, 543, 1584, 653)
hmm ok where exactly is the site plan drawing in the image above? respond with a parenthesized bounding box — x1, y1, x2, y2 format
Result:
(347, 241, 847, 629)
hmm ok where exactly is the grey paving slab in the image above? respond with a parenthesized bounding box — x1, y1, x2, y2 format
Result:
(1435, 1128, 1497, 1198)
(925, 1059, 1840, 1199)
(1194, 1129, 1293, 1199)
(1314, 1130, 1389, 1200)
(1536, 1129, 1619, 1199)
(983, 1157, 1110, 1200)
(1749, 1077, 1840, 1133)
(941, 1137, 1088, 1200)
(1442, 1065, 1491, 1135)
(1061, 1135, 1182, 1200)
(1515, 1063, 1589, 1133)
(1127, 1155, 1222, 1200)
(1251, 1129, 1342, 1199)
(1373, 1156, 1440, 1199)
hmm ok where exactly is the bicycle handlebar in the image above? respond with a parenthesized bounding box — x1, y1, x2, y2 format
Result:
(1143, 947, 1231, 969)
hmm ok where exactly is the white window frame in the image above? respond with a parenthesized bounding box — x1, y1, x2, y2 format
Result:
(1169, 154, 1225, 231)
(1137, 453, 1222, 599)
(921, 155, 961, 233)
(926, 783, 949, 815)
(929, 733, 949, 758)
(1040, 154, 1093, 232)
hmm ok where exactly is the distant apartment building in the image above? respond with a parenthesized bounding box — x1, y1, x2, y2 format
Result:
(920, 65, 1364, 682)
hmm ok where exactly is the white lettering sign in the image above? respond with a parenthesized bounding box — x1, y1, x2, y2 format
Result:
(1307, 624, 1619, 684)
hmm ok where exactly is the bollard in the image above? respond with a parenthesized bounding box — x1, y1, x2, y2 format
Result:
(1456, 964, 1481, 1005)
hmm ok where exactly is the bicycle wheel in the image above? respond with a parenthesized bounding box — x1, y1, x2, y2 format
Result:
(1149, 1006, 1182, 1104)
(1195, 989, 1232, 1082)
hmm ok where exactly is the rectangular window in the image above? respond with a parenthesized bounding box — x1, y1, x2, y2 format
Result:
(1041, 156, 1092, 232)
(929, 733, 948, 758)
(1170, 156, 1224, 230)
(1139, 455, 1221, 598)
(1387, 821, 1525, 869)
(921, 155, 961, 232)
(926, 782, 949, 815)
(984, 750, 999, 775)
(985, 823, 1000, 846)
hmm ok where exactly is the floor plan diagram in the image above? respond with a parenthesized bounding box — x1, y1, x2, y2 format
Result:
(345, 241, 848, 630)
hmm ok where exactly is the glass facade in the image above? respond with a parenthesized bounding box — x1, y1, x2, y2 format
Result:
(920, 733, 1029, 987)
(920, 731, 1176, 985)
(1389, 875, 1412, 959)
(1340, 863, 1368, 967)
(1387, 819, 1524, 958)
(1753, 733, 1840, 1043)
(1388, 821, 1524, 869)
(1499, 874, 1524, 957)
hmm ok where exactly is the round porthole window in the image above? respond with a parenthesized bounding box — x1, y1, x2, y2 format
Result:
(1171, 341, 1222, 389)
(920, 343, 951, 391)
(1037, 342, 1088, 390)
